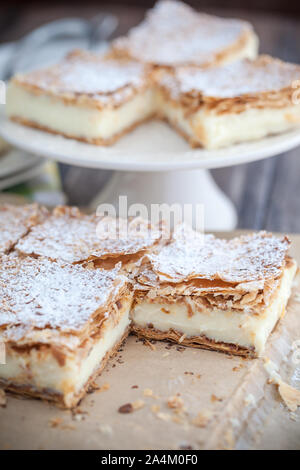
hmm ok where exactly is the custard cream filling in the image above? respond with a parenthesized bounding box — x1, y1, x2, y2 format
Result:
(131, 262, 297, 355)
(159, 94, 300, 149)
(0, 296, 132, 407)
(6, 83, 156, 141)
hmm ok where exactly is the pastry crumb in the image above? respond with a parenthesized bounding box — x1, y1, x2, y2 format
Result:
(118, 400, 144, 414)
(72, 407, 88, 416)
(191, 410, 213, 428)
(232, 363, 244, 372)
(211, 394, 223, 403)
(88, 381, 100, 392)
(49, 417, 76, 430)
(97, 383, 110, 393)
(167, 395, 184, 409)
(278, 381, 300, 412)
(157, 412, 171, 421)
(88, 380, 109, 394)
(143, 388, 159, 399)
(72, 408, 88, 421)
(132, 399, 145, 411)
(49, 417, 63, 428)
(264, 358, 300, 411)
(118, 403, 133, 414)
(151, 404, 160, 414)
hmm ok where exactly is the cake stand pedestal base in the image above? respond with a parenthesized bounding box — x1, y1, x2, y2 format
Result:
(90, 168, 237, 231)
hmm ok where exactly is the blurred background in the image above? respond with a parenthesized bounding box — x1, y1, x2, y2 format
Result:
(1, 1, 300, 44)
(0, 1, 299, 232)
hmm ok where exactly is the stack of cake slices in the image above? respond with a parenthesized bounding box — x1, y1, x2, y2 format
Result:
(6, 0, 300, 149)
(0, 204, 297, 407)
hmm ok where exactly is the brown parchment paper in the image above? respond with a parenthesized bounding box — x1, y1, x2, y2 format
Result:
(0, 231, 300, 450)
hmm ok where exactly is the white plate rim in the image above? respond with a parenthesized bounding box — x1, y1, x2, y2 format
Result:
(1, 112, 300, 172)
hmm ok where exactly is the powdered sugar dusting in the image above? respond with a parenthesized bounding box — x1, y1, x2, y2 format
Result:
(148, 226, 290, 283)
(16, 206, 162, 264)
(62, 61, 144, 95)
(114, 0, 253, 66)
(0, 255, 127, 332)
(17, 51, 148, 104)
(161, 56, 300, 99)
(0, 204, 47, 255)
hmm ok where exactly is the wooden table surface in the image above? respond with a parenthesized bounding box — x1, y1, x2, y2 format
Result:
(1, 4, 299, 232)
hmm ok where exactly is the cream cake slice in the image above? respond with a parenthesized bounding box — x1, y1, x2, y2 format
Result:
(16, 205, 164, 271)
(132, 226, 297, 357)
(156, 55, 300, 148)
(0, 255, 132, 408)
(6, 50, 155, 145)
(111, 0, 258, 68)
(0, 203, 48, 255)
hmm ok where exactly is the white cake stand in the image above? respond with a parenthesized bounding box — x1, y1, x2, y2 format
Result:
(1, 112, 300, 231)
